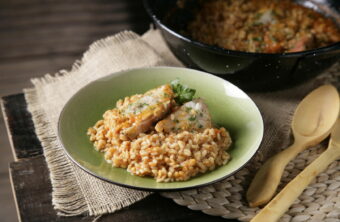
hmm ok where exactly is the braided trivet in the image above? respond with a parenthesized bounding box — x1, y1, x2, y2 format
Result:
(162, 65, 340, 222)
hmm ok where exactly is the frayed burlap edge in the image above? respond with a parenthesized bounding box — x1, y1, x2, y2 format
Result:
(23, 31, 152, 216)
(24, 87, 89, 215)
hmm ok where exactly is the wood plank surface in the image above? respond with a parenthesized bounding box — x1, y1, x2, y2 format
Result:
(0, 0, 149, 62)
(1, 95, 43, 160)
(0, 107, 17, 222)
(0, 0, 150, 97)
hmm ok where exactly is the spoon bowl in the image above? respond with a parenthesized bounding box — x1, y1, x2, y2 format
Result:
(293, 85, 340, 140)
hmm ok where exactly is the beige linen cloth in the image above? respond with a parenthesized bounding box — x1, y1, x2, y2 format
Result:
(24, 28, 340, 222)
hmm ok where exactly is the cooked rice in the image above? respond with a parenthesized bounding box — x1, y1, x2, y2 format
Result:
(87, 116, 231, 182)
(185, 0, 340, 53)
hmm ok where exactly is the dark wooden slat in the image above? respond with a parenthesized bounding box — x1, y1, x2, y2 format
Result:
(0, 55, 78, 98)
(0, 21, 148, 60)
(0, 11, 136, 29)
(9, 155, 235, 222)
(0, 0, 149, 31)
(9, 156, 91, 222)
(0, 18, 148, 45)
(0, 0, 134, 9)
(0, 172, 17, 221)
(1, 95, 43, 160)
(0, 32, 110, 60)
(0, 1, 136, 17)
(0, 0, 150, 60)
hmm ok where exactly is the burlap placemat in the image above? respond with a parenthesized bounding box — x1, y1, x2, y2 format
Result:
(24, 28, 340, 221)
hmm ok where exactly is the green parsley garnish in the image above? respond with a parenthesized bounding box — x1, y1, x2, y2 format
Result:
(170, 79, 196, 105)
(188, 116, 196, 121)
(252, 36, 262, 41)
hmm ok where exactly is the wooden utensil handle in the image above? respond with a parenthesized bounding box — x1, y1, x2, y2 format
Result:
(247, 140, 309, 207)
(272, 140, 308, 165)
(250, 144, 340, 222)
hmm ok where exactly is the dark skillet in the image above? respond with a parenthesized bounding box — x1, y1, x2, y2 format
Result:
(144, 0, 340, 91)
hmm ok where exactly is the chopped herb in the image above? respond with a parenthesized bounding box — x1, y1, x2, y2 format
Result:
(254, 12, 263, 20)
(252, 36, 262, 41)
(137, 103, 148, 108)
(308, 13, 315, 19)
(186, 107, 192, 112)
(271, 10, 278, 17)
(270, 35, 277, 42)
(163, 93, 170, 98)
(174, 119, 180, 123)
(198, 124, 203, 129)
(188, 116, 196, 121)
(170, 79, 196, 105)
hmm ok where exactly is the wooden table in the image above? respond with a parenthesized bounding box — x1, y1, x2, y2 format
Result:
(0, 0, 238, 221)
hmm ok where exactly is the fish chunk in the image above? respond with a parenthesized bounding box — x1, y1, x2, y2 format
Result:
(155, 98, 212, 133)
(115, 84, 174, 139)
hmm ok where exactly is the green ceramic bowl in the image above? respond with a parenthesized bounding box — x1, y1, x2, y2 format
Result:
(58, 67, 263, 191)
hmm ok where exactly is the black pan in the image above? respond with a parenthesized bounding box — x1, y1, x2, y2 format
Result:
(144, 0, 340, 91)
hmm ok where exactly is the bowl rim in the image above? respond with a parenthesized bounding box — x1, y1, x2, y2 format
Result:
(143, 0, 340, 58)
(58, 66, 264, 191)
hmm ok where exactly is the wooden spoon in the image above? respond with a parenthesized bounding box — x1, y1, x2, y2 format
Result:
(247, 85, 340, 207)
(251, 118, 340, 222)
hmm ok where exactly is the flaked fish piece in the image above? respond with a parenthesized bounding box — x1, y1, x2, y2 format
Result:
(155, 98, 212, 133)
(103, 84, 174, 140)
